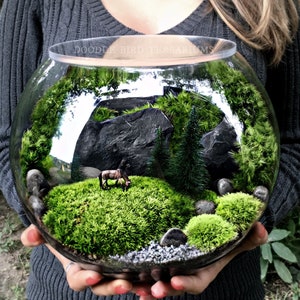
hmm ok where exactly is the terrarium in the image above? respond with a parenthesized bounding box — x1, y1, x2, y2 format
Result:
(10, 35, 279, 282)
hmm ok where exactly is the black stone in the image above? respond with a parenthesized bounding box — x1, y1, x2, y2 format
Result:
(72, 108, 173, 178)
(217, 178, 234, 196)
(28, 195, 47, 218)
(253, 186, 269, 202)
(26, 169, 50, 197)
(201, 118, 239, 181)
(195, 200, 216, 215)
(160, 228, 188, 247)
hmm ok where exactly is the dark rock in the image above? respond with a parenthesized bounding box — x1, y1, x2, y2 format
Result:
(72, 108, 173, 178)
(26, 169, 50, 197)
(160, 228, 188, 247)
(28, 195, 47, 217)
(79, 166, 101, 179)
(253, 186, 269, 202)
(195, 200, 216, 215)
(97, 96, 157, 114)
(201, 118, 239, 181)
(217, 178, 234, 196)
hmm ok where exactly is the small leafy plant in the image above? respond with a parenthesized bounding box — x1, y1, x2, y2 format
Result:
(260, 228, 299, 284)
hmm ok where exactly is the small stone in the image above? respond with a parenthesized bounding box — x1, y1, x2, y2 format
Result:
(195, 200, 216, 215)
(28, 195, 46, 217)
(160, 228, 187, 247)
(26, 169, 50, 197)
(253, 186, 269, 202)
(217, 178, 234, 195)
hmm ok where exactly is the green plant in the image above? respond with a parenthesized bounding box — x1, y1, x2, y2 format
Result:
(184, 214, 238, 252)
(290, 282, 300, 300)
(146, 127, 170, 179)
(154, 91, 222, 154)
(20, 66, 138, 179)
(207, 60, 279, 192)
(92, 106, 118, 122)
(0, 219, 23, 253)
(215, 192, 264, 231)
(43, 176, 195, 257)
(261, 206, 300, 285)
(166, 107, 209, 196)
(260, 228, 298, 284)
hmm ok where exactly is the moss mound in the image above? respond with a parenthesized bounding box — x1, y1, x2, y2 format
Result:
(216, 192, 264, 231)
(42, 176, 195, 257)
(184, 214, 238, 252)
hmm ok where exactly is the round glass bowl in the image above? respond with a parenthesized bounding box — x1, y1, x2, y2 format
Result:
(10, 35, 279, 282)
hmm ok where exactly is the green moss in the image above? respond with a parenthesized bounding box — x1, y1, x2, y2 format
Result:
(184, 214, 238, 252)
(200, 190, 218, 202)
(20, 67, 139, 179)
(206, 60, 279, 192)
(91, 106, 118, 122)
(232, 121, 279, 191)
(42, 176, 195, 257)
(154, 91, 222, 153)
(216, 192, 264, 231)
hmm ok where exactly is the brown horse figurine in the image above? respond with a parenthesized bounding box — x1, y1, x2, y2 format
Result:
(99, 160, 131, 191)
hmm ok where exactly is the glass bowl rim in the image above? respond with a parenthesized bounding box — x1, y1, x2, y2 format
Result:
(48, 35, 237, 67)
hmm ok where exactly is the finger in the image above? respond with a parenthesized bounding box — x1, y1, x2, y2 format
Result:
(132, 283, 152, 298)
(170, 246, 244, 295)
(150, 280, 182, 298)
(170, 264, 221, 295)
(91, 279, 133, 296)
(64, 262, 103, 292)
(237, 222, 268, 253)
(21, 224, 45, 247)
(44, 244, 103, 292)
(167, 222, 268, 296)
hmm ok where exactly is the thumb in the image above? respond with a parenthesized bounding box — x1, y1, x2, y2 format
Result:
(21, 224, 45, 247)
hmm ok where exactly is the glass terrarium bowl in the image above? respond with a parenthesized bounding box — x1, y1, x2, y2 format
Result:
(10, 35, 279, 282)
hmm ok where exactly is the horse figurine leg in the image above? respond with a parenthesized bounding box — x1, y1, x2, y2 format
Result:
(99, 172, 109, 190)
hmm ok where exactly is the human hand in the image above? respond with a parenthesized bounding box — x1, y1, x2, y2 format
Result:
(129, 221, 268, 299)
(21, 222, 267, 299)
(21, 224, 134, 295)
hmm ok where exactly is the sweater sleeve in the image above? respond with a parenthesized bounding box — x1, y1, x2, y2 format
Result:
(0, 0, 43, 225)
(262, 18, 300, 230)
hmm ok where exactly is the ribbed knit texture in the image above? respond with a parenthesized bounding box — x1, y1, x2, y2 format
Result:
(27, 246, 264, 300)
(1, 0, 299, 299)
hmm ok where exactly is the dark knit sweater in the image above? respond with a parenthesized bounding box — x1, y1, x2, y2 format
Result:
(0, 0, 299, 299)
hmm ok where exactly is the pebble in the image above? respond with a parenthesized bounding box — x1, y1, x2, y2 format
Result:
(109, 241, 205, 265)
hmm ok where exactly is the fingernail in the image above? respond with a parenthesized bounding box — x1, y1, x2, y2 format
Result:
(27, 229, 39, 243)
(115, 285, 130, 294)
(136, 289, 150, 296)
(171, 278, 184, 291)
(86, 276, 101, 286)
(258, 224, 267, 240)
(151, 289, 167, 298)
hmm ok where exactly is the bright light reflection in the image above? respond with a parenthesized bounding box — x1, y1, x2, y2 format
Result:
(193, 79, 243, 142)
(50, 93, 96, 163)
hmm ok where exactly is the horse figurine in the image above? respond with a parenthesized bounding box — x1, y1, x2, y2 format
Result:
(99, 160, 131, 191)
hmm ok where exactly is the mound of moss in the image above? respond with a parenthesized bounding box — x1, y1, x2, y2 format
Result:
(184, 214, 238, 252)
(42, 176, 195, 257)
(216, 192, 264, 231)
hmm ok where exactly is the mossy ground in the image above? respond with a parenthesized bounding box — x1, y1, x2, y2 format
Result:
(42, 176, 195, 257)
